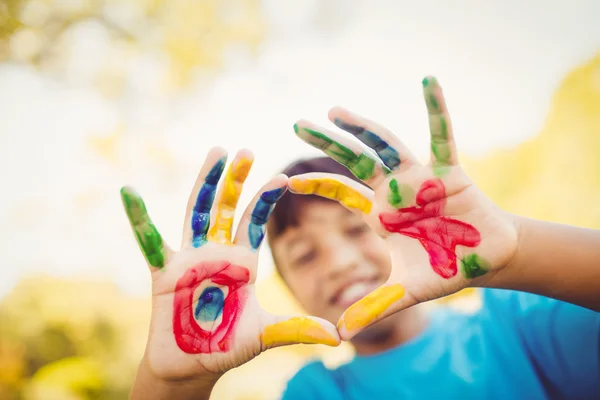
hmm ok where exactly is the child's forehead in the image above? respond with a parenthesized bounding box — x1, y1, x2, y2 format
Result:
(284, 202, 355, 234)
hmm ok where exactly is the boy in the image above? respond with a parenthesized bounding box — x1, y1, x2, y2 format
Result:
(126, 77, 599, 399)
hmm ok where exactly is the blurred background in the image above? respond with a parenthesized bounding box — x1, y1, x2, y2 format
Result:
(1, 0, 599, 398)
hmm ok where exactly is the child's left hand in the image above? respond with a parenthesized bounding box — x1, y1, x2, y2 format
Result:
(290, 76, 518, 339)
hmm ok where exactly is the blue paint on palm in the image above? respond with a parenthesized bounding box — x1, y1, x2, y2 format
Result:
(248, 187, 285, 250)
(192, 157, 226, 247)
(334, 118, 400, 171)
(194, 286, 225, 321)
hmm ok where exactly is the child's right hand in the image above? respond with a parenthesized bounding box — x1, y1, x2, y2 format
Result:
(121, 148, 339, 383)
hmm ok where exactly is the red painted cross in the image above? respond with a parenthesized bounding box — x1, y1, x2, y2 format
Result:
(379, 179, 481, 279)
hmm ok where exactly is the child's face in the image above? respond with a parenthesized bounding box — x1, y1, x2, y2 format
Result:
(272, 201, 391, 325)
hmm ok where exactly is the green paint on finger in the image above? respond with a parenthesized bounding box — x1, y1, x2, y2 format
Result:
(431, 141, 451, 163)
(120, 186, 165, 268)
(428, 113, 448, 141)
(432, 163, 450, 177)
(298, 126, 383, 180)
(460, 253, 490, 279)
(387, 178, 414, 208)
(423, 77, 440, 112)
(388, 179, 402, 207)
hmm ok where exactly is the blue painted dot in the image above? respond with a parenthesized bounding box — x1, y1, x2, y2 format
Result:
(194, 286, 225, 322)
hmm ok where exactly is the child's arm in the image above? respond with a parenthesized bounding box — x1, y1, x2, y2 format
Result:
(485, 216, 600, 311)
(124, 148, 339, 400)
(290, 76, 599, 340)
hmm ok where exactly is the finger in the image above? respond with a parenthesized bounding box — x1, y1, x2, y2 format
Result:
(181, 147, 228, 248)
(260, 315, 340, 350)
(336, 283, 416, 340)
(120, 186, 173, 270)
(234, 174, 287, 251)
(288, 173, 374, 216)
(422, 76, 459, 175)
(294, 120, 389, 188)
(328, 106, 420, 170)
(206, 149, 254, 245)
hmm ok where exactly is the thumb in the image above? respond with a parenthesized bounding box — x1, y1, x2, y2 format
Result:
(259, 315, 340, 351)
(336, 283, 415, 340)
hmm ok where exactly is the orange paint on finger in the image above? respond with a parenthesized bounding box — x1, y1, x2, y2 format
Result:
(207, 158, 253, 244)
(338, 284, 405, 332)
(260, 317, 339, 348)
(289, 177, 372, 214)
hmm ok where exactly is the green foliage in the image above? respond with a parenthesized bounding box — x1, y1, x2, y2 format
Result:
(0, 277, 148, 399)
(0, 0, 266, 91)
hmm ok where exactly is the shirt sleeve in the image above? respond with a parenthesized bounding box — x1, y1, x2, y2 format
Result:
(482, 289, 600, 399)
(281, 361, 345, 400)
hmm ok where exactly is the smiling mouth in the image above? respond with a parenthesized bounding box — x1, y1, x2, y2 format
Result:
(331, 279, 381, 308)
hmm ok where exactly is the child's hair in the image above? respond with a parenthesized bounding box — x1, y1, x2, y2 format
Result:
(266, 157, 367, 259)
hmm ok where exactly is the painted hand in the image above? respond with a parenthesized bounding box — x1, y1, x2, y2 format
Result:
(121, 148, 339, 379)
(290, 77, 518, 340)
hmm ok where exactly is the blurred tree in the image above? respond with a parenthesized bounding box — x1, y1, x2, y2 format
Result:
(0, 276, 149, 399)
(0, 0, 266, 93)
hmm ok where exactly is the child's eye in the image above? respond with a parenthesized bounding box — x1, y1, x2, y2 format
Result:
(346, 224, 370, 238)
(293, 250, 317, 267)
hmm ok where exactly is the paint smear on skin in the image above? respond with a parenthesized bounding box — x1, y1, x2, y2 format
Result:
(248, 187, 286, 250)
(387, 178, 415, 209)
(338, 284, 405, 332)
(195, 287, 225, 321)
(120, 186, 165, 268)
(333, 118, 400, 171)
(261, 317, 338, 348)
(289, 177, 372, 214)
(192, 157, 226, 247)
(423, 77, 452, 177)
(173, 261, 250, 354)
(379, 179, 481, 279)
(294, 124, 390, 180)
(461, 253, 490, 279)
(207, 158, 253, 244)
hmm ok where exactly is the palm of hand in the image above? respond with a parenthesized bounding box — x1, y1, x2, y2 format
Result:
(146, 244, 263, 378)
(121, 149, 339, 379)
(291, 76, 517, 338)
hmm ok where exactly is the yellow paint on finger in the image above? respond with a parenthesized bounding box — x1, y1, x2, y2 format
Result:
(207, 157, 253, 244)
(338, 284, 405, 332)
(289, 177, 372, 214)
(260, 317, 339, 348)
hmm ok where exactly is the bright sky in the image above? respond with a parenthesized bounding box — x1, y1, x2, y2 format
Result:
(1, 0, 599, 298)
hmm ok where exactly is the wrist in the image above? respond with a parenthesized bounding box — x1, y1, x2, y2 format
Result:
(472, 212, 524, 290)
(131, 355, 222, 400)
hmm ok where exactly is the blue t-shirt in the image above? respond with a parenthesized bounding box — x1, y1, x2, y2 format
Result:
(282, 289, 600, 400)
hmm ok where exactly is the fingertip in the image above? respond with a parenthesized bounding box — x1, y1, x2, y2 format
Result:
(236, 148, 255, 162)
(422, 75, 438, 87)
(327, 106, 346, 122)
(293, 119, 310, 134)
(120, 185, 141, 204)
(207, 146, 228, 159)
(271, 173, 289, 186)
(120, 185, 132, 196)
(287, 175, 308, 193)
(301, 316, 341, 347)
(336, 317, 355, 341)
